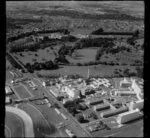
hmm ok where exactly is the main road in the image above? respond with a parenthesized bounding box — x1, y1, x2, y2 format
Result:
(33, 77, 92, 137)
(7, 52, 92, 137)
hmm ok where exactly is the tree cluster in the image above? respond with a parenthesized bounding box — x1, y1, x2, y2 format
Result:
(135, 67, 143, 78)
(72, 37, 114, 50)
(7, 28, 70, 43)
(25, 60, 59, 73)
(91, 28, 104, 35)
(127, 29, 140, 46)
(62, 35, 77, 42)
(63, 99, 87, 116)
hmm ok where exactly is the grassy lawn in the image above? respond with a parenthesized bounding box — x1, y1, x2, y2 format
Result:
(67, 47, 98, 63)
(19, 103, 57, 137)
(14, 85, 32, 99)
(101, 51, 142, 65)
(15, 47, 56, 65)
(5, 112, 25, 137)
(36, 64, 136, 78)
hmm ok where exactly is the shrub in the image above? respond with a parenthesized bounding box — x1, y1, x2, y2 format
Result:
(76, 63, 82, 66)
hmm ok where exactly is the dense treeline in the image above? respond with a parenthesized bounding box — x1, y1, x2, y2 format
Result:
(91, 30, 134, 36)
(63, 99, 87, 116)
(10, 42, 41, 52)
(61, 35, 77, 42)
(25, 60, 59, 73)
(72, 37, 115, 50)
(28, 9, 143, 21)
(7, 17, 42, 25)
(7, 29, 70, 42)
(9, 41, 59, 53)
(73, 60, 143, 66)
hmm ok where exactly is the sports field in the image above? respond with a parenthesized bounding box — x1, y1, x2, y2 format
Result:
(5, 111, 25, 137)
(13, 85, 32, 99)
(19, 103, 57, 137)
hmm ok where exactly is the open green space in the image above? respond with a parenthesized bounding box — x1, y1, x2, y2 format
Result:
(5, 111, 25, 137)
(67, 47, 98, 64)
(19, 103, 57, 137)
(15, 47, 56, 65)
(36, 64, 137, 78)
(14, 85, 32, 99)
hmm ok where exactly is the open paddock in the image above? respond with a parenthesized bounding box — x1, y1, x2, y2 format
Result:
(36, 64, 136, 78)
(67, 47, 98, 63)
(14, 47, 56, 65)
(13, 84, 33, 99)
(19, 103, 58, 137)
(5, 111, 25, 137)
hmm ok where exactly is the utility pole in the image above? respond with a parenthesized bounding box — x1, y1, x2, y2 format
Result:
(87, 66, 90, 79)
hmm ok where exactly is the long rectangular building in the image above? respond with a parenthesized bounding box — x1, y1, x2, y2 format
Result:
(87, 99, 104, 106)
(101, 106, 128, 118)
(117, 109, 143, 124)
(93, 103, 110, 111)
(5, 86, 13, 95)
(130, 100, 144, 110)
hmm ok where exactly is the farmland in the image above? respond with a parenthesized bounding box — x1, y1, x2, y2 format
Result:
(36, 64, 137, 78)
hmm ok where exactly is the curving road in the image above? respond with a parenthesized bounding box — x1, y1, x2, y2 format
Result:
(6, 106, 34, 137)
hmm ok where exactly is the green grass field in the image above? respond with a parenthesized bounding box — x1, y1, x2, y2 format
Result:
(5, 112, 25, 137)
(19, 103, 57, 137)
(67, 47, 98, 63)
(14, 85, 32, 99)
(15, 47, 56, 65)
(101, 51, 142, 65)
(36, 64, 136, 78)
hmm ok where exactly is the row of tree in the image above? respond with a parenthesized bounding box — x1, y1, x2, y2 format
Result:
(73, 37, 115, 50)
(25, 60, 59, 73)
(7, 29, 70, 42)
(114, 67, 143, 78)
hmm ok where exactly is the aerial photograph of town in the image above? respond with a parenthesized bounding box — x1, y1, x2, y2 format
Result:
(5, 1, 144, 137)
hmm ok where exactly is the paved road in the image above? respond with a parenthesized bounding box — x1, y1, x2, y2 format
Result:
(6, 51, 28, 72)
(33, 77, 92, 137)
(6, 106, 34, 137)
